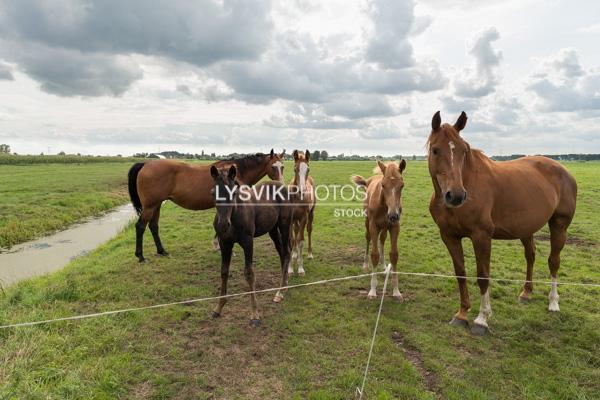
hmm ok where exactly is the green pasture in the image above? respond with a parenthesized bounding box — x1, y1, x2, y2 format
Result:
(0, 160, 599, 399)
(0, 162, 133, 248)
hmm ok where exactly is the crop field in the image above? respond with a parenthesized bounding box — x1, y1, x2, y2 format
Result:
(0, 160, 599, 399)
(0, 162, 134, 249)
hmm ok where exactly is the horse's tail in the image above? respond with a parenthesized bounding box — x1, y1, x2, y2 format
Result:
(128, 163, 145, 215)
(351, 175, 367, 188)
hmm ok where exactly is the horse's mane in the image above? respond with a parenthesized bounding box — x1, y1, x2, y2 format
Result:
(213, 153, 270, 174)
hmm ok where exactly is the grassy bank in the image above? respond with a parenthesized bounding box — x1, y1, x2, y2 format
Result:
(0, 162, 133, 248)
(0, 161, 599, 399)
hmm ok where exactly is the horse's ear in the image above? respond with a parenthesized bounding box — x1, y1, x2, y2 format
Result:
(228, 165, 236, 180)
(270, 148, 274, 159)
(399, 159, 406, 173)
(454, 111, 468, 132)
(377, 160, 387, 174)
(293, 150, 299, 161)
(210, 165, 219, 179)
(432, 111, 441, 131)
(279, 149, 286, 158)
(305, 149, 310, 161)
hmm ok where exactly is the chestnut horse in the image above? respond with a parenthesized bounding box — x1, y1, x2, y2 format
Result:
(288, 150, 316, 276)
(352, 159, 406, 300)
(210, 165, 292, 325)
(128, 149, 285, 262)
(428, 111, 577, 335)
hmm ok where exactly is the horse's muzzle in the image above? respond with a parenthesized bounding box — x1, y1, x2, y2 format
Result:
(444, 190, 467, 208)
(388, 212, 400, 224)
(215, 220, 231, 234)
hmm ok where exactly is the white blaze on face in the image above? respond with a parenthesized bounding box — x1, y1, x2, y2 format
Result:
(298, 162, 308, 192)
(448, 140, 456, 167)
(272, 161, 284, 183)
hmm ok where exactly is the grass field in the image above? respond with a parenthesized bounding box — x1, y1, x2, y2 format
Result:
(1, 160, 599, 399)
(0, 162, 133, 249)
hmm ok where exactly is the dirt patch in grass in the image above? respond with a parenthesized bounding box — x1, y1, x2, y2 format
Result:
(534, 233, 597, 247)
(391, 330, 441, 398)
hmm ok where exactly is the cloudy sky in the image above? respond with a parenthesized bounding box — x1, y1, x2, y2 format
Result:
(0, 0, 599, 157)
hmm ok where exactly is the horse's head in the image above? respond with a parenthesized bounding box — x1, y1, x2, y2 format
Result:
(265, 148, 286, 183)
(428, 111, 470, 208)
(293, 149, 310, 192)
(210, 165, 238, 234)
(377, 159, 406, 224)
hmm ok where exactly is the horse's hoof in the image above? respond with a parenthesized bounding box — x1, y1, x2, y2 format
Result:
(471, 323, 489, 336)
(211, 311, 221, 319)
(273, 295, 284, 303)
(367, 293, 377, 300)
(393, 294, 404, 302)
(518, 295, 530, 304)
(307, 253, 313, 259)
(157, 251, 169, 257)
(548, 304, 560, 312)
(137, 257, 146, 263)
(449, 317, 469, 329)
(298, 271, 305, 277)
(250, 319, 261, 327)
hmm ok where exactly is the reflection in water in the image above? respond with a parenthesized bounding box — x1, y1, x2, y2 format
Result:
(0, 205, 136, 287)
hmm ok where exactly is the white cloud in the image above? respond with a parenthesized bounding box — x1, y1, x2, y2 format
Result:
(527, 48, 600, 112)
(453, 27, 502, 98)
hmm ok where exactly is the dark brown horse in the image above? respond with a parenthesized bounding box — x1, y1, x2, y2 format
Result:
(128, 150, 285, 262)
(352, 159, 406, 300)
(428, 111, 577, 335)
(210, 165, 292, 325)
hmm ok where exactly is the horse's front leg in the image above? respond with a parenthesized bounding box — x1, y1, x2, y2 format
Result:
(296, 216, 308, 276)
(368, 221, 380, 299)
(241, 235, 261, 326)
(471, 231, 493, 335)
(389, 223, 402, 301)
(273, 224, 292, 303)
(212, 239, 233, 318)
(441, 232, 470, 327)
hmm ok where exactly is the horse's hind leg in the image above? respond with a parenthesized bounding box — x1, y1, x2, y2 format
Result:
(289, 220, 299, 275)
(307, 207, 314, 259)
(135, 206, 156, 263)
(547, 215, 571, 312)
(518, 236, 536, 302)
(149, 205, 168, 256)
(363, 217, 370, 273)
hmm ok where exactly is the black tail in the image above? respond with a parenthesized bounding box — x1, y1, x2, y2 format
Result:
(128, 163, 145, 215)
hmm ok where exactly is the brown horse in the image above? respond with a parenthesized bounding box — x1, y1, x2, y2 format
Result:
(210, 165, 292, 325)
(128, 149, 285, 262)
(288, 150, 316, 276)
(428, 111, 577, 335)
(352, 159, 406, 300)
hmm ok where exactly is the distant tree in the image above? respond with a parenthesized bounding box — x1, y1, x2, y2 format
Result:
(312, 150, 320, 161)
(0, 144, 10, 153)
(58, 151, 66, 156)
(412, 154, 417, 161)
(320, 151, 329, 160)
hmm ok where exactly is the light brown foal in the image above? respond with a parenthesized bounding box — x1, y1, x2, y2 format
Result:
(428, 111, 577, 335)
(352, 159, 406, 300)
(288, 150, 316, 276)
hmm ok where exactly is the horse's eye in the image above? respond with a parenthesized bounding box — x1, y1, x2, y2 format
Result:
(432, 148, 439, 156)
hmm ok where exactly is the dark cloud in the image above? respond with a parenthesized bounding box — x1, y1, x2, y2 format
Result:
(10, 44, 142, 97)
(0, 0, 272, 96)
(0, 62, 14, 80)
